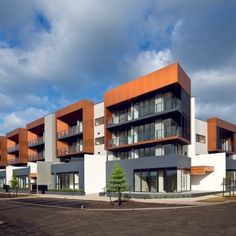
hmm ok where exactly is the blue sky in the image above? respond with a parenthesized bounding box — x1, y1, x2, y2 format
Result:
(0, 0, 236, 134)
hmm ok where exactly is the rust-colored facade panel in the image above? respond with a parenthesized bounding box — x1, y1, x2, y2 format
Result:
(56, 100, 94, 158)
(26, 117, 44, 130)
(208, 117, 236, 154)
(191, 166, 214, 175)
(6, 128, 28, 165)
(0, 136, 7, 167)
(82, 102, 94, 154)
(104, 63, 191, 108)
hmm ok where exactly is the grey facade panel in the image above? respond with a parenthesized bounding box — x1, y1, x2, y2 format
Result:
(51, 160, 84, 190)
(0, 170, 6, 177)
(226, 159, 236, 170)
(13, 167, 30, 176)
(106, 155, 191, 190)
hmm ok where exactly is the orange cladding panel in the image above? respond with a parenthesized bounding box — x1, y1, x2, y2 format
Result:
(26, 117, 44, 130)
(104, 63, 191, 108)
(208, 117, 236, 153)
(0, 137, 7, 167)
(56, 100, 94, 156)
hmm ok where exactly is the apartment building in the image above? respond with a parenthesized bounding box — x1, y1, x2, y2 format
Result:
(104, 63, 192, 193)
(49, 100, 106, 193)
(0, 62, 236, 195)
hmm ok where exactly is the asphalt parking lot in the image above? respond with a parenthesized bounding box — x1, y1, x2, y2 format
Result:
(0, 198, 236, 236)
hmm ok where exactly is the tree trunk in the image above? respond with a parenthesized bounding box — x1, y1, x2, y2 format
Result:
(118, 186, 121, 206)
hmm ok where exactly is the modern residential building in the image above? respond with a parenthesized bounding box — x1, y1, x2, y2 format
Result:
(49, 100, 106, 193)
(0, 62, 236, 195)
(104, 63, 192, 193)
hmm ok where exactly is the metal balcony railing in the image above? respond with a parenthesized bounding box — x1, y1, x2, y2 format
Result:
(107, 97, 181, 126)
(108, 126, 181, 148)
(7, 157, 20, 165)
(28, 151, 45, 162)
(57, 145, 83, 156)
(57, 125, 83, 139)
(28, 136, 44, 147)
(7, 145, 19, 153)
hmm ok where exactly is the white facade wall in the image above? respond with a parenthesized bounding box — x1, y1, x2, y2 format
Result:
(94, 102, 106, 156)
(44, 114, 57, 163)
(6, 166, 25, 185)
(191, 153, 226, 191)
(195, 118, 208, 155)
(188, 97, 196, 157)
(84, 154, 106, 194)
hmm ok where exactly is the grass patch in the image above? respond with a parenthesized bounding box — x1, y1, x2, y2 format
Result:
(199, 195, 236, 202)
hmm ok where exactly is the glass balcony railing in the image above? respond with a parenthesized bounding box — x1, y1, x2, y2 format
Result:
(28, 151, 45, 162)
(28, 136, 44, 147)
(108, 97, 181, 126)
(57, 125, 83, 139)
(221, 144, 233, 152)
(57, 145, 83, 157)
(108, 126, 181, 148)
(7, 145, 19, 153)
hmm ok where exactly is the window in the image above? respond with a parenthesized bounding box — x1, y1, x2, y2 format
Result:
(0, 177, 5, 188)
(17, 176, 29, 189)
(95, 117, 104, 126)
(56, 172, 79, 190)
(95, 137, 104, 145)
(134, 170, 158, 192)
(196, 134, 206, 143)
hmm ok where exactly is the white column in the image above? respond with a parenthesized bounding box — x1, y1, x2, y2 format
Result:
(44, 114, 57, 163)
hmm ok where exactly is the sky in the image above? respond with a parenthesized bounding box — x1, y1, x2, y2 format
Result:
(0, 0, 236, 135)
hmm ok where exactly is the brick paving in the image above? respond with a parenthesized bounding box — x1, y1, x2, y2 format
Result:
(0, 199, 236, 235)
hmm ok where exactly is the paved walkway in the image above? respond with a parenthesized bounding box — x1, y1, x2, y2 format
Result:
(33, 192, 221, 206)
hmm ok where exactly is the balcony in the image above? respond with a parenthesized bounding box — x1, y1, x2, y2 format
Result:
(7, 157, 20, 165)
(108, 126, 181, 148)
(7, 145, 19, 153)
(28, 136, 44, 148)
(57, 125, 83, 140)
(57, 145, 83, 157)
(28, 151, 45, 162)
(107, 97, 181, 128)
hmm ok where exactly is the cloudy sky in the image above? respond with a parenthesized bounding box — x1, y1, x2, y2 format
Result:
(0, 0, 236, 134)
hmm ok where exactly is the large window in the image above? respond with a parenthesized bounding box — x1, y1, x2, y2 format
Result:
(165, 169, 177, 192)
(0, 177, 5, 188)
(134, 146, 155, 158)
(17, 176, 29, 189)
(134, 170, 158, 192)
(56, 172, 79, 190)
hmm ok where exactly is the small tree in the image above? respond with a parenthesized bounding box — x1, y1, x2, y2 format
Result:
(107, 164, 128, 206)
(10, 174, 19, 197)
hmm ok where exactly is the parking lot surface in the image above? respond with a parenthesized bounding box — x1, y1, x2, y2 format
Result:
(0, 198, 236, 235)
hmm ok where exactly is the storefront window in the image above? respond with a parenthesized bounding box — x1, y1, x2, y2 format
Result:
(165, 170, 177, 192)
(56, 172, 79, 190)
(0, 177, 5, 188)
(17, 176, 29, 189)
(134, 170, 158, 192)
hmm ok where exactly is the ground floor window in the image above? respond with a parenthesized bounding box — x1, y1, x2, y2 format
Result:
(0, 177, 5, 188)
(134, 168, 190, 193)
(55, 172, 79, 190)
(17, 176, 29, 189)
(134, 170, 158, 192)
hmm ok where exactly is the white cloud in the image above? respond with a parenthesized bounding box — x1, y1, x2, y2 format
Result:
(0, 107, 49, 135)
